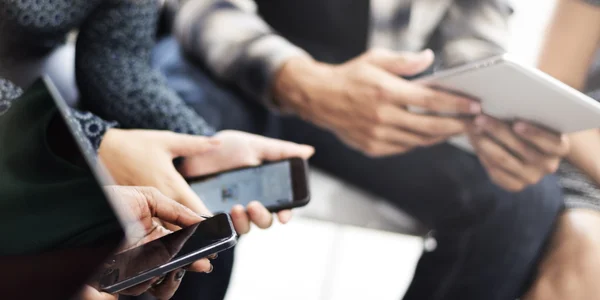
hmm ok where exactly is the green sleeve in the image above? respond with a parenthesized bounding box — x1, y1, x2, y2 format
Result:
(0, 80, 122, 255)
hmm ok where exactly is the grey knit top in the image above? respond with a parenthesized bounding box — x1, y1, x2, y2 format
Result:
(0, 0, 214, 150)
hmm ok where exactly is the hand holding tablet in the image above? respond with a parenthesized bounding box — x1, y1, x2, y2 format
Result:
(410, 54, 600, 152)
(409, 54, 597, 191)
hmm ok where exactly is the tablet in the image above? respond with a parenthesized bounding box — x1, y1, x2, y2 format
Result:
(411, 54, 600, 152)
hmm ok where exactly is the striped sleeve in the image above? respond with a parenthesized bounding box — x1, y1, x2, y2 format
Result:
(583, 0, 600, 6)
(558, 161, 600, 211)
(174, 0, 310, 111)
(437, 0, 513, 67)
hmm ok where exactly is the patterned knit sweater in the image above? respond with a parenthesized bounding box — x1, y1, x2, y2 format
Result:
(0, 0, 213, 150)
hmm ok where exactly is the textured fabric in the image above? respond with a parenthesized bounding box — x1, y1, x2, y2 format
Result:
(76, 0, 214, 136)
(0, 78, 23, 115)
(173, 0, 512, 111)
(0, 0, 215, 142)
(558, 161, 600, 210)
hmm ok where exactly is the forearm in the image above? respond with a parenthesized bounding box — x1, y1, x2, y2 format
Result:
(537, 0, 600, 209)
(567, 131, 600, 181)
(174, 0, 309, 110)
(76, 0, 214, 136)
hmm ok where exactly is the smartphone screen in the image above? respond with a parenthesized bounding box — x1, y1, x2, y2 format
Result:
(97, 214, 234, 291)
(189, 160, 295, 213)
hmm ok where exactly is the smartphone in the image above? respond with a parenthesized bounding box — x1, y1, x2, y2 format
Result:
(95, 213, 237, 294)
(187, 158, 310, 213)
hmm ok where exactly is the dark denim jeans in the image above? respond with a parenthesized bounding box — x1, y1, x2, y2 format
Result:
(152, 37, 564, 300)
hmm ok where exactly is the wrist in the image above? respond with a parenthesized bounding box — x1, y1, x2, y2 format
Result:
(98, 128, 123, 157)
(272, 56, 333, 115)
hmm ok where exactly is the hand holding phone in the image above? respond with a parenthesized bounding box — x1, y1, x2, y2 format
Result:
(187, 158, 310, 214)
(92, 213, 237, 294)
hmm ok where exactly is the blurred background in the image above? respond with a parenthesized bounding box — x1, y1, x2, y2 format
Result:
(226, 1, 558, 299)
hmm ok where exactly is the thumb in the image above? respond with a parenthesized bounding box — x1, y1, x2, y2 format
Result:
(166, 133, 221, 158)
(364, 48, 434, 76)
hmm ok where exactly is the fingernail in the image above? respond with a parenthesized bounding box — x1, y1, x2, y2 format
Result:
(470, 103, 482, 113)
(513, 122, 527, 134)
(206, 264, 214, 274)
(152, 275, 167, 287)
(208, 253, 218, 260)
(419, 48, 434, 58)
(175, 269, 186, 281)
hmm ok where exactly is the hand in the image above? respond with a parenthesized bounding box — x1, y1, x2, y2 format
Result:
(524, 209, 600, 300)
(468, 116, 570, 192)
(80, 270, 187, 300)
(99, 129, 220, 215)
(273, 48, 480, 157)
(179, 130, 315, 234)
(81, 186, 212, 300)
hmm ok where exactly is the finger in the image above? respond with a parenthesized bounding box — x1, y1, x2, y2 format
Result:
(250, 134, 315, 161)
(165, 132, 221, 158)
(385, 76, 480, 114)
(362, 118, 447, 148)
(513, 121, 570, 156)
(365, 103, 467, 139)
(337, 131, 410, 157)
(469, 133, 543, 185)
(231, 205, 251, 234)
(168, 165, 213, 216)
(474, 116, 543, 163)
(277, 210, 293, 224)
(149, 270, 184, 300)
(393, 108, 470, 137)
(187, 258, 212, 273)
(480, 155, 527, 192)
(139, 186, 204, 228)
(359, 63, 480, 115)
(363, 48, 434, 76)
(79, 286, 118, 300)
(120, 278, 155, 297)
(247, 201, 274, 229)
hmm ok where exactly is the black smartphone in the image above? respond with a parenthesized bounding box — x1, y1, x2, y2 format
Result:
(95, 213, 237, 294)
(187, 158, 310, 213)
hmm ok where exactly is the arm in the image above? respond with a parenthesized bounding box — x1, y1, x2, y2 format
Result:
(537, 0, 600, 209)
(173, 0, 309, 110)
(524, 2, 600, 299)
(75, 0, 214, 136)
(438, 0, 513, 67)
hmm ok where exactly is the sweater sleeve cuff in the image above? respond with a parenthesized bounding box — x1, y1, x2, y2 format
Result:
(240, 34, 310, 112)
(565, 198, 600, 212)
(70, 109, 119, 152)
(559, 162, 600, 212)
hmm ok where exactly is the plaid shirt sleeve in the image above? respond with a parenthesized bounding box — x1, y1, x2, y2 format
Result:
(437, 0, 513, 67)
(174, 0, 310, 111)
